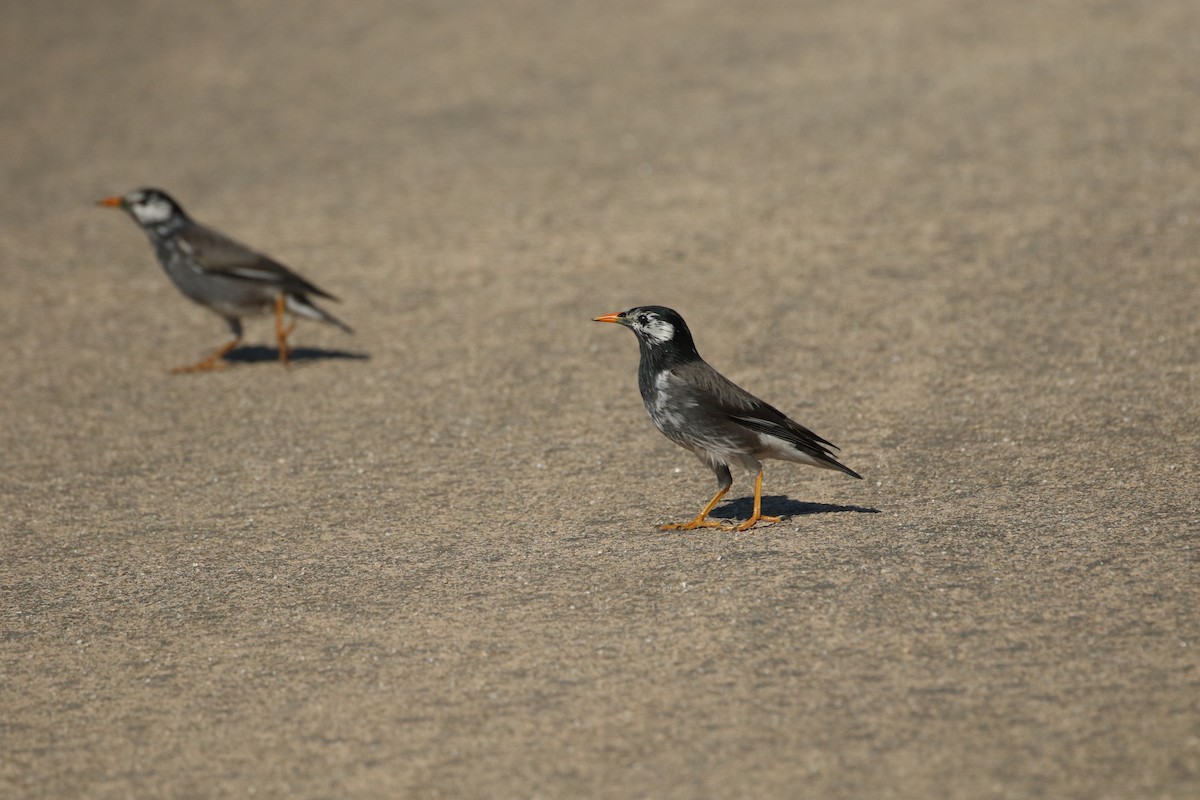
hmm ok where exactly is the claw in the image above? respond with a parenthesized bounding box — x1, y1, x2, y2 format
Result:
(732, 470, 782, 531)
(658, 483, 731, 531)
(171, 336, 241, 374)
(659, 518, 734, 532)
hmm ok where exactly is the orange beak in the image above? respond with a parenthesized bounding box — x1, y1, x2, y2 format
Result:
(592, 313, 623, 324)
(97, 196, 123, 208)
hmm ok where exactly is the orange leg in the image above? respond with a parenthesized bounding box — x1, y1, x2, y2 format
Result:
(274, 294, 296, 367)
(734, 469, 783, 532)
(170, 336, 242, 374)
(660, 483, 735, 531)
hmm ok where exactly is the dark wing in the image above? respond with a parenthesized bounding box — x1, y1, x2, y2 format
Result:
(668, 360, 771, 416)
(670, 360, 860, 477)
(177, 223, 337, 300)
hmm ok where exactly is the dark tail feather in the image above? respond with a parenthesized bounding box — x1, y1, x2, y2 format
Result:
(830, 459, 863, 480)
(285, 293, 353, 334)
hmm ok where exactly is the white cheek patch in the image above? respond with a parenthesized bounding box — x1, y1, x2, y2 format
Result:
(641, 318, 675, 344)
(131, 196, 173, 224)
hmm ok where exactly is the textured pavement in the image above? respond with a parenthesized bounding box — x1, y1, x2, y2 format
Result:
(2, 2, 1198, 797)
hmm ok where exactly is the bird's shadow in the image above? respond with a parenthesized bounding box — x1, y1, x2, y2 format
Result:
(222, 345, 370, 365)
(709, 494, 880, 520)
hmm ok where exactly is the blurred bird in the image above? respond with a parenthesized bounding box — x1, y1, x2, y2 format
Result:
(594, 305, 861, 531)
(99, 187, 351, 373)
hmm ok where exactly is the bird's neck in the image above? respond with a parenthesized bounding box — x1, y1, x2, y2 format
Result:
(636, 339, 700, 398)
(143, 216, 188, 241)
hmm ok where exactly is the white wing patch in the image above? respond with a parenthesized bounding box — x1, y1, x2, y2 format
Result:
(756, 432, 826, 467)
(285, 293, 324, 321)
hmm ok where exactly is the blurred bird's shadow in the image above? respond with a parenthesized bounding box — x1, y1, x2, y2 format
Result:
(709, 495, 880, 520)
(222, 346, 370, 365)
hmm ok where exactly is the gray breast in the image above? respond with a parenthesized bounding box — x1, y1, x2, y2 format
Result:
(154, 240, 276, 318)
(645, 369, 759, 469)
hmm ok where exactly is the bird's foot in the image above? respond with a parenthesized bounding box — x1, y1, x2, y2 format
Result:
(169, 338, 240, 374)
(659, 518, 734, 532)
(734, 514, 782, 532)
(170, 357, 228, 374)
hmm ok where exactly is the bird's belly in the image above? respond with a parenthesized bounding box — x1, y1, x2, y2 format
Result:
(205, 295, 275, 318)
(646, 395, 693, 444)
(648, 396, 749, 459)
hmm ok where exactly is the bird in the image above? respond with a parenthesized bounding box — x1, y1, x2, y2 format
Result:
(593, 305, 861, 532)
(98, 187, 351, 373)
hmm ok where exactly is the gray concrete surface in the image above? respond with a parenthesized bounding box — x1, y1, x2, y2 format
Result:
(1, 1, 1197, 797)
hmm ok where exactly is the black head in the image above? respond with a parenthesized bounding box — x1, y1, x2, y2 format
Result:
(593, 305, 699, 359)
(98, 187, 189, 227)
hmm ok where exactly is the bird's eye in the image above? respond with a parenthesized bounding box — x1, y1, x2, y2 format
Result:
(637, 314, 649, 325)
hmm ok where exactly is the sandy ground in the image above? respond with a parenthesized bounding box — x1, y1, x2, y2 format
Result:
(2, 1, 1198, 797)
